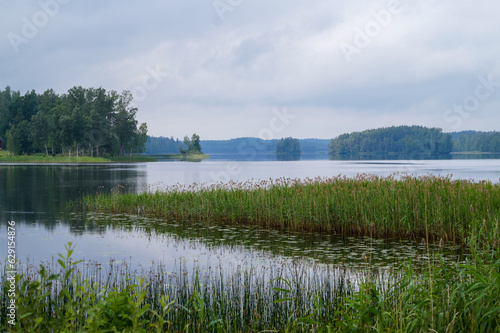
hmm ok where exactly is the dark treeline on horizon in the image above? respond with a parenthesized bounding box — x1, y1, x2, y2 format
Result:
(0, 86, 147, 157)
(328, 126, 500, 156)
(145, 137, 329, 155)
(276, 137, 301, 161)
(450, 131, 500, 152)
(146, 127, 499, 157)
(276, 137, 301, 154)
(328, 126, 453, 157)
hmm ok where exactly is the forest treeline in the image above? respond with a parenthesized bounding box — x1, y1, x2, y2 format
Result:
(276, 137, 301, 155)
(328, 126, 500, 156)
(0, 86, 147, 157)
(328, 126, 453, 156)
(145, 137, 329, 155)
(145, 128, 500, 157)
(450, 131, 500, 152)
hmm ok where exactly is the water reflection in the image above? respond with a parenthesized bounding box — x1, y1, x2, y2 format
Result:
(0, 160, 497, 271)
(329, 152, 500, 161)
(76, 212, 464, 272)
(0, 164, 146, 224)
(276, 153, 301, 161)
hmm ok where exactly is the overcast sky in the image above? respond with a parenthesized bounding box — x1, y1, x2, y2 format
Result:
(1, 0, 499, 139)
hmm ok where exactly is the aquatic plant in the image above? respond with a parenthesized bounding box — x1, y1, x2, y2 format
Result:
(80, 174, 500, 242)
(1, 241, 499, 332)
(1, 242, 353, 332)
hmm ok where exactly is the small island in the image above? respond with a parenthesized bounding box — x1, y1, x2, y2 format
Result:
(178, 133, 210, 161)
(276, 137, 301, 161)
(142, 133, 210, 162)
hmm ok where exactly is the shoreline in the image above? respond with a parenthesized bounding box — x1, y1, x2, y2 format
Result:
(0, 151, 158, 163)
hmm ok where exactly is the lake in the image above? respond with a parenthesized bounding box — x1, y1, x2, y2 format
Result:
(1, 158, 499, 276)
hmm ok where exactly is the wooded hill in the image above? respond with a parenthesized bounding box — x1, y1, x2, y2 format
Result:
(145, 128, 500, 157)
(0, 86, 147, 157)
(328, 126, 453, 156)
(328, 126, 500, 156)
(450, 131, 500, 152)
(145, 137, 330, 155)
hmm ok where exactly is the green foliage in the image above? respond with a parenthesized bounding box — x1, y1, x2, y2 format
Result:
(145, 136, 331, 155)
(2, 238, 499, 332)
(329, 125, 453, 157)
(1, 242, 348, 332)
(0, 86, 148, 157)
(276, 137, 301, 156)
(5, 125, 18, 155)
(85, 281, 152, 332)
(81, 174, 500, 242)
(276, 137, 301, 161)
(145, 136, 183, 154)
(30, 110, 51, 155)
(4, 121, 32, 155)
(451, 130, 500, 152)
(16, 120, 32, 155)
(1, 242, 167, 332)
(180, 133, 203, 155)
(132, 123, 148, 155)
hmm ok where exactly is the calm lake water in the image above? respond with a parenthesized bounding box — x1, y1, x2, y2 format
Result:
(1, 158, 499, 275)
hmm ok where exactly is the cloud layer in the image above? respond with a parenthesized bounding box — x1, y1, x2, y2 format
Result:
(1, 0, 499, 139)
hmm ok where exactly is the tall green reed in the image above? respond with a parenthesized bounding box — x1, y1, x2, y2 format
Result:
(3, 240, 499, 332)
(1, 242, 354, 332)
(79, 174, 500, 243)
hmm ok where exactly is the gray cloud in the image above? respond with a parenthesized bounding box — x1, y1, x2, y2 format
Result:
(1, 0, 499, 139)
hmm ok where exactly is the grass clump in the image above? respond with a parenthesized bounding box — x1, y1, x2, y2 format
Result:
(1, 242, 353, 332)
(2, 241, 499, 332)
(340, 238, 500, 332)
(1, 243, 167, 332)
(80, 174, 500, 242)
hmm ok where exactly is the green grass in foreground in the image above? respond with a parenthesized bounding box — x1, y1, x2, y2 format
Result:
(0, 150, 157, 163)
(80, 174, 500, 242)
(1, 240, 499, 332)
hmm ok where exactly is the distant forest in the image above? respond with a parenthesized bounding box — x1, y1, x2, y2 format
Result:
(145, 137, 330, 155)
(276, 137, 301, 155)
(276, 137, 301, 161)
(328, 126, 453, 156)
(450, 131, 500, 152)
(328, 126, 500, 156)
(146, 127, 499, 157)
(0, 86, 147, 157)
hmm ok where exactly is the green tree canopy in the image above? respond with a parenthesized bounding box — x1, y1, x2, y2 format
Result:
(276, 137, 301, 155)
(0, 86, 148, 157)
(180, 133, 203, 154)
(328, 126, 453, 157)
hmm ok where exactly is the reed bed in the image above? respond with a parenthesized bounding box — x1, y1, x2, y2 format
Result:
(80, 174, 500, 242)
(1, 242, 354, 332)
(2, 241, 499, 332)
